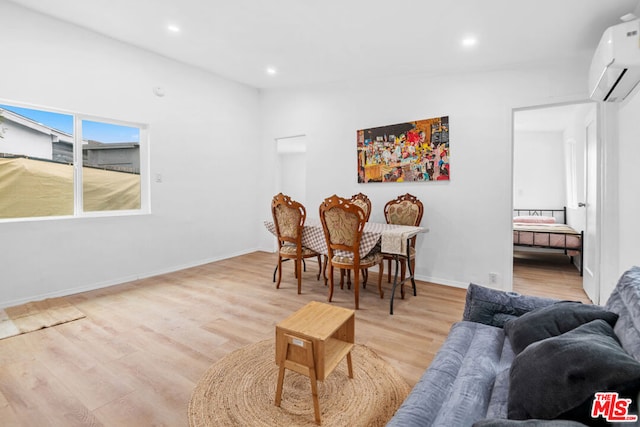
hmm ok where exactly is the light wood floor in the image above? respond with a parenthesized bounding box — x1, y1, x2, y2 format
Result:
(0, 250, 588, 426)
(513, 250, 590, 303)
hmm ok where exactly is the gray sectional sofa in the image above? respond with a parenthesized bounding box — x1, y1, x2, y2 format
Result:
(387, 266, 640, 427)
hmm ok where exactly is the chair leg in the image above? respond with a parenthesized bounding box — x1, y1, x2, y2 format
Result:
(323, 255, 328, 286)
(328, 264, 335, 302)
(316, 255, 322, 280)
(400, 260, 406, 299)
(276, 256, 283, 289)
(387, 259, 392, 283)
(296, 258, 302, 295)
(341, 269, 352, 289)
(353, 268, 360, 310)
(378, 261, 384, 298)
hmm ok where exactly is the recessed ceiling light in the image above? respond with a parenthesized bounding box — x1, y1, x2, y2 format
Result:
(621, 13, 637, 22)
(462, 36, 477, 47)
(266, 66, 277, 75)
(168, 24, 180, 33)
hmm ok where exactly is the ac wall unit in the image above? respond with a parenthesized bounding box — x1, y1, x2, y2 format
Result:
(589, 19, 640, 102)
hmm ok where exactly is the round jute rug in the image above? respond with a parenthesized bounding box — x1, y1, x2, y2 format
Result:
(188, 339, 410, 427)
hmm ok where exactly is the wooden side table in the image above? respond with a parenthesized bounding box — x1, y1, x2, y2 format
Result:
(274, 301, 355, 425)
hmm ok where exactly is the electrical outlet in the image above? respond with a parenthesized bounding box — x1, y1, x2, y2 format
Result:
(489, 272, 498, 284)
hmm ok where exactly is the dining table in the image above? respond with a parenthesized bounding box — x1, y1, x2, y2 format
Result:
(264, 218, 427, 314)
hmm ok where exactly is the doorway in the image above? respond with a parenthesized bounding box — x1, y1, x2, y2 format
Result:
(275, 135, 307, 206)
(512, 102, 598, 302)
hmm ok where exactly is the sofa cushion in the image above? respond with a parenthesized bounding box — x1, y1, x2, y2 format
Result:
(508, 319, 640, 424)
(605, 266, 640, 361)
(503, 301, 618, 354)
(463, 283, 558, 328)
(387, 321, 512, 427)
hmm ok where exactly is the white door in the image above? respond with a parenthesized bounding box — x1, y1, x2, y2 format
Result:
(582, 111, 599, 303)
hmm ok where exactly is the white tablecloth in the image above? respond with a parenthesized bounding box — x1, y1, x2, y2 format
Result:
(380, 226, 424, 255)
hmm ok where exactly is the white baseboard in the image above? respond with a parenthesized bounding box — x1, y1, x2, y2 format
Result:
(0, 247, 261, 309)
(0, 249, 469, 308)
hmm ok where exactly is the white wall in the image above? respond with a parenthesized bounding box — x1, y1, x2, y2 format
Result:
(259, 64, 590, 289)
(587, 85, 640, 303)
(612, 88, 640, 295)
(0, 2, 261, 306)
(513, 131, 566, 209)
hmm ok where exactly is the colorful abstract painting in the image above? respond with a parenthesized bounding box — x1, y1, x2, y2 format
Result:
(357, 116, 449, 183)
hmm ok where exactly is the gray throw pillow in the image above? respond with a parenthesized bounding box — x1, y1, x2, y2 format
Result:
(508, 319, 640, 424)
(503, 301, 618, 354)
(463, 283, 558, 328)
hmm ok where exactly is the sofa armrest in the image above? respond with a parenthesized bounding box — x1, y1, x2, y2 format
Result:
(462, 283, 560, 328)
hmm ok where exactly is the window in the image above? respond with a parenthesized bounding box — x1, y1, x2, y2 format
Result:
(80, 119, 141, 212)
(0, 102, 147, 220)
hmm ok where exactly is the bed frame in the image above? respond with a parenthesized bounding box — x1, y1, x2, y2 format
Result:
(513, 207, 584, 276)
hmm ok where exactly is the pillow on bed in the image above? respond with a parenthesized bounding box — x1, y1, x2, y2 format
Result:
(508, 319, 640, 424)
(503, 301, 618, 354)
(513, 215, 556, 224)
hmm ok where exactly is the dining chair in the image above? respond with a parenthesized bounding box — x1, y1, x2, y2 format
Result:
(340, 192, 372, 286)
(271, 193, 322, 294)
(349, 192, 371, 221)
(383, 193, 424, 294)
(319, 194, 384, 309)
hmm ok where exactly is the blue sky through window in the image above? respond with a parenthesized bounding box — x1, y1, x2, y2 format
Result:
(0, 104, 139, 144)
(1, 104, 72, 134)
(82, 120, 139, 144)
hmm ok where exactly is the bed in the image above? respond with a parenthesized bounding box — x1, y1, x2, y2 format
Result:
(513, 207, 583, 276)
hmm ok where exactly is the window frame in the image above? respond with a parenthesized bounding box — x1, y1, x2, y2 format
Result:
(0, 99, 150, 222)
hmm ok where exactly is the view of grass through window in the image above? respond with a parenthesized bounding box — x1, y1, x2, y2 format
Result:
(0, 103, 142, 219)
